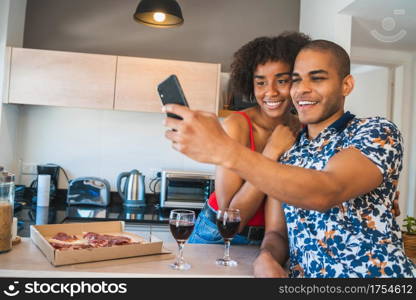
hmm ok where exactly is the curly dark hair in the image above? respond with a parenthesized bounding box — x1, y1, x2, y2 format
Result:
(230, 31, 311, 100)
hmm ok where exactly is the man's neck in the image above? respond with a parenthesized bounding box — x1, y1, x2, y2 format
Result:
(307, 109, 345, 139)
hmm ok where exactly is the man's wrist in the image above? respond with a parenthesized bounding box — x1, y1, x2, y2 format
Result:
(220, 138, 244, 169)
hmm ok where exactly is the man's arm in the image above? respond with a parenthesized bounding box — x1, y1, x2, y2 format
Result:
(226, 145, 382, 212)
(254, 197, 289, 277)
(163, 105, 383, 212)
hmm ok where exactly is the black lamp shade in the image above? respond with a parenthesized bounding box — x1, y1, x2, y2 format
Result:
(133, 0, 184, 28)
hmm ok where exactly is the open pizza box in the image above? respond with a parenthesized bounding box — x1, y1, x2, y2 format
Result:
(30, 221, 164, 266)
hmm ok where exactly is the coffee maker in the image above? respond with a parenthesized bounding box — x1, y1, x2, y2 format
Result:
(30, 163, 61, 202)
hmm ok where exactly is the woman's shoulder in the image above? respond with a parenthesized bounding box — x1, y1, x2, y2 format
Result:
(224, 111, 250, 128)
(224, 107, 258, 125)
(223, 111, 252, 144)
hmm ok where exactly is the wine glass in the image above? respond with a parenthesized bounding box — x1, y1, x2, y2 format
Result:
(216, 208, 241, 267)
(169, 209, 195, 271)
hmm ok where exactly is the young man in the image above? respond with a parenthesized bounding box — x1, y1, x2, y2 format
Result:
(163, 40, 416, 278)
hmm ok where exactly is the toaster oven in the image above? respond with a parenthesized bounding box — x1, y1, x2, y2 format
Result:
(160, 170, 215, 209)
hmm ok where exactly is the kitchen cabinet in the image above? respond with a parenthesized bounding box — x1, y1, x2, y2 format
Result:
(4, 47, 221, 114)
(7, 48, 117, 109)
(115, 56, 220, 113)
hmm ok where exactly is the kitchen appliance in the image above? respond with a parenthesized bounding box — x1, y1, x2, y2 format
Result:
(30, 164, 61, 202)
(160, 170, 215, 209)
(37, 174, 50, 207)
(117, 170, 146, 208)
(67, 177, 111, 207)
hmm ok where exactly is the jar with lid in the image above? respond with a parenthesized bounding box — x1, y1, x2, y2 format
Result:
(0, 171, 15, 253)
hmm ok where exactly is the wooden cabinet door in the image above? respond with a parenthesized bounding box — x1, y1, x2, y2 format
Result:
(115, 56, 220, 114)
(8, 48, 117, 109)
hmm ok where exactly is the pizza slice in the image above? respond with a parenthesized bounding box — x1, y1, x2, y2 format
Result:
(47, 231, 145, 250)
(83, 232, 146, 247)
(48, 232, 91, 250)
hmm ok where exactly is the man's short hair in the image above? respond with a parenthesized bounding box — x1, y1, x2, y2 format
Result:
(301, 40, 350, 79)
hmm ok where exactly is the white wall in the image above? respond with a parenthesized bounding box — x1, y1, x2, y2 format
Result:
(408, 54, 416, 217)
(16, 105, 214, 191)
(0, 0, 9, 169)
(351, 46, 415, 221)
(0, 0, 26, 172)
(346, 64, 390, 119)
(0, 1, 9, 96)
(299, 0, 354, 53)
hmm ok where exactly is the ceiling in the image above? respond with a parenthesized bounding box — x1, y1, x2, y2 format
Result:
(23, 0, 300, 72)
(341, 0, 416, 52)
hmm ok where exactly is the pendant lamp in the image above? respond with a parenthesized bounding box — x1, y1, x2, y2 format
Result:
(133, 0, 184, 28)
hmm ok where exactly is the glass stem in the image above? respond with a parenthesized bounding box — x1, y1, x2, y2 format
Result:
(176, 241, 185, 265)
(223, 239, 231, 261)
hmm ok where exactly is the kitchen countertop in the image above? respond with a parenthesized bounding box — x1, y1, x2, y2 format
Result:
(0, 238, 258, 278)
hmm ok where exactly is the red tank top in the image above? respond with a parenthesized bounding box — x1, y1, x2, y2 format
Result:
(208, 111, 265, 226)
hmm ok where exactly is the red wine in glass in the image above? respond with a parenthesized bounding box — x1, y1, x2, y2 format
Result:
(216, 208, 241, 267)
(216, 219, 240, 239)
(168, 209, 195, 271)
(169, 220, 195, 241)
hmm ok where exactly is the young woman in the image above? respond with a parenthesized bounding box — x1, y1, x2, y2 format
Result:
(188, 32, 311, 244)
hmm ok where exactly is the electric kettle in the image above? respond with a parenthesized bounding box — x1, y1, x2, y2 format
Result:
(116, 169, 146, 207)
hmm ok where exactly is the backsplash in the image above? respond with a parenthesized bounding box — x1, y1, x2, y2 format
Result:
(14, 105, 214, 192)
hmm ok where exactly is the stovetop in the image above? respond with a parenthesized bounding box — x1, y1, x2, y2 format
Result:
(13, 188, 200, 237)
(64, 203, 168, 222)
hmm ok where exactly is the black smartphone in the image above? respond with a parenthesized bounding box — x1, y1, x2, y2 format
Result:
(157, 74, 189, 120)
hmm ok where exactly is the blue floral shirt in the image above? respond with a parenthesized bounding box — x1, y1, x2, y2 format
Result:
(280, 111, 416, 278)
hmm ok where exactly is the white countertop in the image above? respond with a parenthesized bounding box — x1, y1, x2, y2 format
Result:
(0, 238, 259, 278)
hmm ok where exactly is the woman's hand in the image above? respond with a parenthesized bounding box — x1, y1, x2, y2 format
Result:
(262, 116, 301, 160)
(253, 250, 288, 278)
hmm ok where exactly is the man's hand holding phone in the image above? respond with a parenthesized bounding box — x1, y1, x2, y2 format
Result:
(158, 74, 241, 166)
(162, 104, 239, 167)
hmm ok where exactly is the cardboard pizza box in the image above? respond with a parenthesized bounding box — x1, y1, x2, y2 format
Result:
(30, 221, 164, 266)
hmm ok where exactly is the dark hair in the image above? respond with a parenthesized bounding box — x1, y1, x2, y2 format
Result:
(230, 31, 311, 100)
(300, 39, 350, 79)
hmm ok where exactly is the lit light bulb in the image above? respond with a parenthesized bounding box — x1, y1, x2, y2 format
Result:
(153, 12, 166, 22)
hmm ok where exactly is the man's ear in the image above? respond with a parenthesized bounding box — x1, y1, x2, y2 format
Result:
(342, 74, 354, 97)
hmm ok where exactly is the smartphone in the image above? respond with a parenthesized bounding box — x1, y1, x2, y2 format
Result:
(157, 74, 189, 120)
